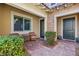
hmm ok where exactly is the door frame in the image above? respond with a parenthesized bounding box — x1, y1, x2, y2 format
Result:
(60, 15, 77, 41)
(63, 17, 75, 40)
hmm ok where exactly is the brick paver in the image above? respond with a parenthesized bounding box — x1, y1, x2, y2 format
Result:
(25, 40, 76, 56)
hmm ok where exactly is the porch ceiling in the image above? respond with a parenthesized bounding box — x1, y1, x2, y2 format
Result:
(42, 3, 64, 9)
(6, 3, 47, 18)
(34, 3, 76, 12)
(6, 3, 77, 16)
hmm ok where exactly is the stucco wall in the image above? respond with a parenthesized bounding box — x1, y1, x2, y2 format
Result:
(0, 4, 11, 35)
(6, 3, 48, 32)
(57, 17, 62, 36)
(0, 4, 40, 36)
(0, 5, 2, 34)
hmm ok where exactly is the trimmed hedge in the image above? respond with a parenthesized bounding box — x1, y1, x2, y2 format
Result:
(45, 32, 57, 45)
(0, 35, 26, 56)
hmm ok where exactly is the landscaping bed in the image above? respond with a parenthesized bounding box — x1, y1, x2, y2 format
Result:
(0, 35, 29, 56)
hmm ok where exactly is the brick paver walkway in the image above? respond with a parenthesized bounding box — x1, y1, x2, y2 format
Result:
(25, 40, 76, 56)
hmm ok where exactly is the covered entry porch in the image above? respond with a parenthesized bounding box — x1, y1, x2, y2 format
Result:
(57, 13, 79, 41)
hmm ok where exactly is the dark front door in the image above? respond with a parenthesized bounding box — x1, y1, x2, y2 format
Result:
(63, 17, 75, 40)
(40, 20, 44, 38)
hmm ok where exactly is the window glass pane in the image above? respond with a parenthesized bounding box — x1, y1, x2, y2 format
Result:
(14, 15, 23, 31)
(24, 18, 31, 30)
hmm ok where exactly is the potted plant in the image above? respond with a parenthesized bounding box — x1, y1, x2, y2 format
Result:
(45, 31, 57, 45)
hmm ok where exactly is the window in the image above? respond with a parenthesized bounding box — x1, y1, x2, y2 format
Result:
(24, 19, 31, 30)
(14, 15, 31, 31)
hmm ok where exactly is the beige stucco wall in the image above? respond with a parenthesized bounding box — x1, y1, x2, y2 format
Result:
(0, 4, 11, 35)
(7, 3, 48, 32)
(57, 17, 62, 36)
(0, 4, 40, 36)
(0, 5, 2, 34)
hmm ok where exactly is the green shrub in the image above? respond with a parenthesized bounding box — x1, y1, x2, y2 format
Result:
(45, 32, 57, 45)
(0, 35, 27, 56)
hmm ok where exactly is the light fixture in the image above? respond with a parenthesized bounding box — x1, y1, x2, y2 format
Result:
(56, 7, 59, 10)
(64, 4, 68, 7)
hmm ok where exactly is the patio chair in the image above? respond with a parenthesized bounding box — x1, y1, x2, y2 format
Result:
(28, 32, 39, 41)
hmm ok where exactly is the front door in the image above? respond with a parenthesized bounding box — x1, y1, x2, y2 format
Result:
(40, 20, 44, 38)
(63, 17, 75, 40)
